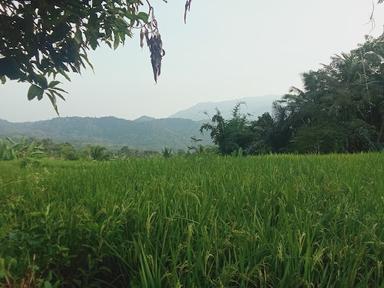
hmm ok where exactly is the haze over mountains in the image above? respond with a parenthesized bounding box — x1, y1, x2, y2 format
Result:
(170, 96, 276, 121)
(0, 97, 276, 150)
(0, 117, 210, 151)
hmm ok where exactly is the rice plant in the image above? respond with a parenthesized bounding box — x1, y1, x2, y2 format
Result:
(0, 154, 383, 287)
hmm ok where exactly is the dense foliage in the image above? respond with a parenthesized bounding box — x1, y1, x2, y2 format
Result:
(0, 137, 213, 163)
(1, 155, 384, 286)
(0, 137, 169, 163)
(203, 36, 384, 155)
(0, 0, 192, 111)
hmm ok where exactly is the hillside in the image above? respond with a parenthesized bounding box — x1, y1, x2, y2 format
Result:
(0, 117, 210, 151)
(170, 96, 277, 121)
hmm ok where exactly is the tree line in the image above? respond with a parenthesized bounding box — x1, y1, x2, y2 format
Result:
(0, 137, 212, 164)
(201, 35, 384, 155)
(0, 137, 163, 163)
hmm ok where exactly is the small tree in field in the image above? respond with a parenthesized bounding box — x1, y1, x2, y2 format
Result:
(200, 103, 254, 155)
(86, 145, 109, 161)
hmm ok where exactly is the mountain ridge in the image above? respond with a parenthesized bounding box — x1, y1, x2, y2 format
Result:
(0, 116, 210, 151)
(0, 96, 278, 150)
(170, 96, 277, 121)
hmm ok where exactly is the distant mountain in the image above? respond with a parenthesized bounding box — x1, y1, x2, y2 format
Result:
(0, 97, 278, 150)
(0, 117, 210, 151)
(134, 116, 156, 122)
(170, 96, 277, 121)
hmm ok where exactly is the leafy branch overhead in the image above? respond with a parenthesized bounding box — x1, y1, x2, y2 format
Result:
(0, 0, 193, 113)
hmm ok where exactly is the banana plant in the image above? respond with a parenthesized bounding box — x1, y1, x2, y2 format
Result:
(0, 138, 16, 160)
(11, 138, 45, 159)
(0, 138, 45, 163)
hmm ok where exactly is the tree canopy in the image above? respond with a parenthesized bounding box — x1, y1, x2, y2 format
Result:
(202, 35, 384, 155)
(0, 0, 192, 112)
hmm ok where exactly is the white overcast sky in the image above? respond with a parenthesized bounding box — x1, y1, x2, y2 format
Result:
(1, 0, 384, 122)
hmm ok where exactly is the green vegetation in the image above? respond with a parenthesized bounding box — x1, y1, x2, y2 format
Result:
(202, 36, 384, 155)
(1, 154, 384, 286)
(0, 136, 214, 164)
(0, 137, 167, 163)
(0, 138, 45, 163)
(0, 117, 210, 151)
(1, 4, 384, 287)
(0, 0, 192, 110)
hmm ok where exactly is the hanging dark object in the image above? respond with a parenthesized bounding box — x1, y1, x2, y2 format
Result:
(146, 32, 165, 82)
(140, 11, 165, 82)
(184, 0, 192, 23)
(140, 0, 192, 82)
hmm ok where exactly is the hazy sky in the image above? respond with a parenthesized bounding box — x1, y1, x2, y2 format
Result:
(1, 0, 384, 122)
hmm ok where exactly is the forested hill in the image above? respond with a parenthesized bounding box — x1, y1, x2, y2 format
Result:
(0, 117, 210, 151)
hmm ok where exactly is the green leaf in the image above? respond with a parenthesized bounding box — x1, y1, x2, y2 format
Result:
(58, 69, 71, 82)
(80, 53, 94, 71)
(43, 281, 53, 288)
(74, 29, 83, 45)
(47, 91, 59, 115)
(35, 74, 48, 89)
(89, 37, 98, 50)
(105, 41, 112, 49)
(0, 58, 21, 80)
(51, 86, 68, 94)
(137, 12, 149, 23)
(113, 34, 120, 50)
(0, 76, 6, 84)
(48, 81, 61, 88)
(28, 85, 44, 101)
(49, 89, 66, 101)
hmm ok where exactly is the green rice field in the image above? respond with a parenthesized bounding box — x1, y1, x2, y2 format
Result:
(0, 154, 384, 287)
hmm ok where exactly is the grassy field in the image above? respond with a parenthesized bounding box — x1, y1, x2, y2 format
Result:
(0, 154, 384, 287)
